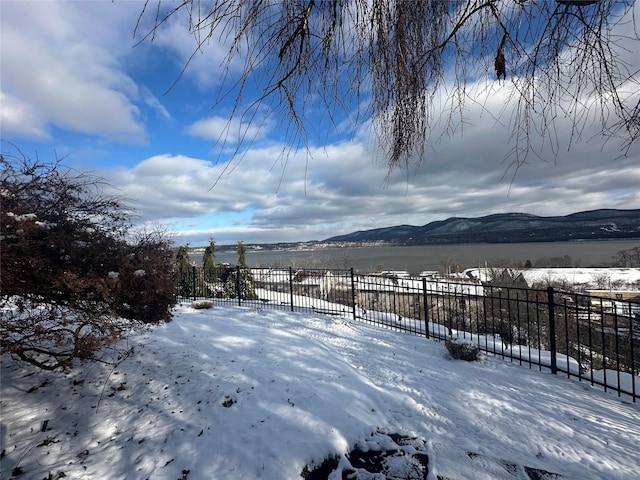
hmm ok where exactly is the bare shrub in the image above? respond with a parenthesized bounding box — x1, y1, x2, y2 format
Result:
(1, 145, 175, 370)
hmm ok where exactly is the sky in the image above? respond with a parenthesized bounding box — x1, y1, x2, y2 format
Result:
(1, 0, 639, 246)
(2, 300, 639, 479)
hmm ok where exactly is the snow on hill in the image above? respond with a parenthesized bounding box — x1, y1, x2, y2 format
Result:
(1, 304, 639, 479)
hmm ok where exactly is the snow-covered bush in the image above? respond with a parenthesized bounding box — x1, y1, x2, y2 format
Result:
(445, 339, 480, 362)
(191, 300, 214, 309)
(109, 227, 176, 325)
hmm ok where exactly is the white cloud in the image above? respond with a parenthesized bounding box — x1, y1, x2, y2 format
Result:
(104, 120, 639, 245)
(137, 8, 239, 91)
(0, 1, 148, 143)
(141, 87, 172, 121)
(184, 116, 266, 144)
(0, 92, 50, 140)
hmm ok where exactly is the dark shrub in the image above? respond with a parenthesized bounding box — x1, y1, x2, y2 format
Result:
(445, 340, 480, 361)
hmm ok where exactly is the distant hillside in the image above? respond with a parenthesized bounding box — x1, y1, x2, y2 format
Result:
(324, 209, 640, 245)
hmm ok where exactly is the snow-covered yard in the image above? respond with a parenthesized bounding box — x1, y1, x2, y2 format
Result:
(1, 303, 639, 479)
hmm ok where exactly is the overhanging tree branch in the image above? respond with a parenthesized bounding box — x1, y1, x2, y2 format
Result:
(136, 0, 639, 175)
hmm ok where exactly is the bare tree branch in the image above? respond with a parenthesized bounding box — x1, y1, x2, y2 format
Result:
(136, 0, 639, 175)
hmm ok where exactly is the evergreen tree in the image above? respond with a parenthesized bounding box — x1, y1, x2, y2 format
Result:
(227, 241, 257, 300)
(203, 238, 217, 282)
(174, 244, 192, 270)
(237, 241, 248, 268)
(174, 244, 193, 298)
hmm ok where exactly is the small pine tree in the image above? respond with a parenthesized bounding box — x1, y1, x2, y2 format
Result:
(219, 265, 237, 298)
(174, 244, 193, 298)
(227, 241, 257, 300)
(203, 238, 218, 282)
(237, 241, 248, 268)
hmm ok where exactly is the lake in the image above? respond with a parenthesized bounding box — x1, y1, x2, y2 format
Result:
(208, 239, 640, 275)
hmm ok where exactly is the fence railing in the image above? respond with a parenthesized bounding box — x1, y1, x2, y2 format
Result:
(176, 265, 639, 401)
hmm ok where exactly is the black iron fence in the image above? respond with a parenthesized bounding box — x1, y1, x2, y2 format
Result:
(176, 266, 639, 401)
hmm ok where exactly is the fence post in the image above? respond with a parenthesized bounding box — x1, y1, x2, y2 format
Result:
(350, 268, 357, 321)
(422, 278, 430, 339)
(629, 306, 637, 400)
(547, 287, 558, 374)
(236, 266, 241, 306)
(289, 267, 294, 312)
(192, 265, 197, 301)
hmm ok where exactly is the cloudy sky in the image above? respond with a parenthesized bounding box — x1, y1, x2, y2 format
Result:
(1, 1, 639, 246)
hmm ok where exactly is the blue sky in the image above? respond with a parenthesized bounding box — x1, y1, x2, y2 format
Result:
(1, 1, 639, 246)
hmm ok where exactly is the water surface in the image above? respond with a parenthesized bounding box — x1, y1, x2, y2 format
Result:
(210, 240, 640, 274)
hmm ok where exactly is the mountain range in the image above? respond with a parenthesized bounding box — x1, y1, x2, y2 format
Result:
(324, 209, 640, 245)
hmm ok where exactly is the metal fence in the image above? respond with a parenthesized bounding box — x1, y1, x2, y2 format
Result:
(176, 265, 639, 401)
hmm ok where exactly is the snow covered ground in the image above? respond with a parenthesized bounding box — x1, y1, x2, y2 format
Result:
(464, 267, 640, 290)
(2, 303, 639, 479)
